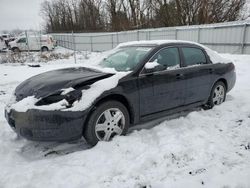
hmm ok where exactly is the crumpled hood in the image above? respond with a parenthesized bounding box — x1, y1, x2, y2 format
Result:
(15, 67, 113, 101)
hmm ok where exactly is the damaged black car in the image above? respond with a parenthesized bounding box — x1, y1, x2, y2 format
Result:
(5, 41, 236, 146)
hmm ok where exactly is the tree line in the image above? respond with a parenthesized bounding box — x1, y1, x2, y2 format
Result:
(41, 0, 247, 33)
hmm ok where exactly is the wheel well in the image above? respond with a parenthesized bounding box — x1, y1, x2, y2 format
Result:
(94, 94, 134, 124)
(12, 47, 19, 51)
(41, 46, 49, 51)
(217, 78, 228, 91)
(82, 94, 134, 135)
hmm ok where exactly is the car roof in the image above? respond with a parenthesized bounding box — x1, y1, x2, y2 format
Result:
(117, 40, 201, 48)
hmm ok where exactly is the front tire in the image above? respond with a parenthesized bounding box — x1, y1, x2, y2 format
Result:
(205, 81, 226, 109)
(84, 101, 130, 146)
(12, 47, 20, 53)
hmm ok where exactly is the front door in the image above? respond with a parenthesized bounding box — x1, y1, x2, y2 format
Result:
(16, 37, 28, 51)
(139, 47, 186, 117)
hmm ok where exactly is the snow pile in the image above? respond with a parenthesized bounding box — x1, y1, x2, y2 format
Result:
(0, 52, 249, 187)
(0, 47, 95, 64)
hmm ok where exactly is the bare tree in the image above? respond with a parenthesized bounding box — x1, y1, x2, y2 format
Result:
(40, 0, 247, 33)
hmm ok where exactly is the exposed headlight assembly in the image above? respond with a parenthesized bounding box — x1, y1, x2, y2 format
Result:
(36, 89, 82, 107)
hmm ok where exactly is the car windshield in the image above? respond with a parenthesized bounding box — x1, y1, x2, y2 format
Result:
(99, 46, 152, 72)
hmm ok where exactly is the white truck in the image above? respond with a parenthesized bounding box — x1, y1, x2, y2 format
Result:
(9, 35, 55, 52)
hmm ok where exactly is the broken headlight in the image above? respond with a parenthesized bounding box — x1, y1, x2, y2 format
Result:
(35, 89, 82, 107)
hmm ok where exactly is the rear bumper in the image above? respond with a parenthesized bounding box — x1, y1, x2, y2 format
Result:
(5, 108, 87, 142)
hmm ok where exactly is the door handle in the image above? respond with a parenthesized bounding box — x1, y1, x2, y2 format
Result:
(176, 73, 184, 80)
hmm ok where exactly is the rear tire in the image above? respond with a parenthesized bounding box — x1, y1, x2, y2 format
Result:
(84, 100, 130, 146)
(204, 81, 226, 109)
(41, 46, 49, 52)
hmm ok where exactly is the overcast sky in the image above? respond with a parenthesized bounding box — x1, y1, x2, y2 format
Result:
(0, 0, 249, 33)
(0, 0, 44, 31)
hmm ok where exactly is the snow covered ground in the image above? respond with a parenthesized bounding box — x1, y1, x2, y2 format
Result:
(0, 49, 249, 188)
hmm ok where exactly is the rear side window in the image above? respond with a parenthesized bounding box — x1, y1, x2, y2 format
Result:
(182, 47, 207, 66)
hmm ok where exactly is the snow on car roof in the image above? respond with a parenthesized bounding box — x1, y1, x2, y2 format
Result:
(117, 40, 203, 47)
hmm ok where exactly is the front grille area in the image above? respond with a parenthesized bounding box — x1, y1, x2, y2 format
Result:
(20, 128, 33, 138)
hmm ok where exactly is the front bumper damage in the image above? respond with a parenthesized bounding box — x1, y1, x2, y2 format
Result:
(5, 108, 87, 141)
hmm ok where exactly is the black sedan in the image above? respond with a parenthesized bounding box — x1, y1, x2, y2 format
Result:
(5, 41, 236, 146)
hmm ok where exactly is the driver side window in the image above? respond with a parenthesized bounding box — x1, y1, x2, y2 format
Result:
(149, 47, 180, 72)
(17, 38, 26, 43)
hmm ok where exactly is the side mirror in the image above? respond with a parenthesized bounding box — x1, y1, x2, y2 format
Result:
(144, 61, 159, 70)
(144, 60, 166, 73)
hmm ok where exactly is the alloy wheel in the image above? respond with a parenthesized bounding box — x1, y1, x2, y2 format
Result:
(95, 108, 125, 141)
(212, 85, 225, 105)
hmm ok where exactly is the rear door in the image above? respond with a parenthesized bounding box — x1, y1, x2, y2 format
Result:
(139, 47, 186, 117)
(180, 47, 214, 105)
